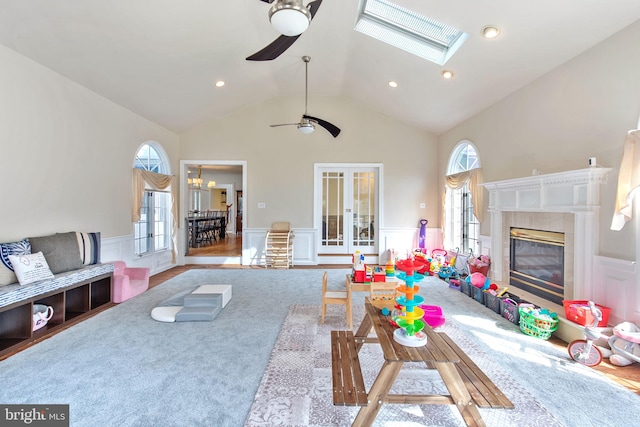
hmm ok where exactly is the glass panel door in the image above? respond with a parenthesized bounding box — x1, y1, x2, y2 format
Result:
(352, 171, 375, 248)
(319, 167, 377, 255)
(321, 171, 344, 249)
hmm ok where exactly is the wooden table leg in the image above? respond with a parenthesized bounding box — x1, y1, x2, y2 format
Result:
(352, 361, 403, 427)
(435, 362, 486, 427)
(353, 313, 373, 352)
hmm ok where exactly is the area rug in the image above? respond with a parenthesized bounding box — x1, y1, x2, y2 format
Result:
(244, 304, 563, 427)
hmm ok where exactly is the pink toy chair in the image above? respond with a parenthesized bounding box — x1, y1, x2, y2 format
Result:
(111, 261, 150, 303)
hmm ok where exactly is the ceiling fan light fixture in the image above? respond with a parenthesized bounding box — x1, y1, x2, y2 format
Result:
(269, 1, 311, 36)
(297, 122, 315, 134)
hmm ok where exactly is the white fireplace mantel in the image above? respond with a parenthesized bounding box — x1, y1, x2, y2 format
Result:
(481, 167, 611, 302)
(482, 167, 611, 213)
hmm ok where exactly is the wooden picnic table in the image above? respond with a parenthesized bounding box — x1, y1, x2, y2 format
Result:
(331, 298, 513, 427)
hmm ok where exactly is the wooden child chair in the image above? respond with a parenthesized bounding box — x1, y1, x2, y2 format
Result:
(321, 272, 352, 329)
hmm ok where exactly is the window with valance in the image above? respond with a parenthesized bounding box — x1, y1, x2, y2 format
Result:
(444, 141, 483, 253)
(132, 143, 177, 263)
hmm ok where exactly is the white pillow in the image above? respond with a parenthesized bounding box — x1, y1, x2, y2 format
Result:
(8, 252, 55, 285)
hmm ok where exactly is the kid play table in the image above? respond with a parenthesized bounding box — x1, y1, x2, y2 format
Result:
(331, 298, 513, 427)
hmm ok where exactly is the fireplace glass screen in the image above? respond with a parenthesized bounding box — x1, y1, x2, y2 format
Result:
(510, 228, 564, 305)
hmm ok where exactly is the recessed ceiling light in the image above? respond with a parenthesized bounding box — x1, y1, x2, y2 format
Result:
(388, 81, 398, 88)
(482, 25, 500, 39)
(215, 80, 225, 87)
(441, 70, 454, 79)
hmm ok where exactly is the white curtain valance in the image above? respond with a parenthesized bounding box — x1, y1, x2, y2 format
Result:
(132, 168, 178, 263)
(611, 129, 640, 231)
(445, 168, 484, 223)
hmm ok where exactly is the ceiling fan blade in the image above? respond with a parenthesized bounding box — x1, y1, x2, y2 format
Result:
(270, 123, 299, 127)
(246, 0, 324, 61)
(246, 34, 301, 61)
(307, 0, 323, 18)
(258, 0, 274, 3)
(303, 115, 341, 138)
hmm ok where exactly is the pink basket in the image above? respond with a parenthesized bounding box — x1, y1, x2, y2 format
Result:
(469, 264, 489, 276)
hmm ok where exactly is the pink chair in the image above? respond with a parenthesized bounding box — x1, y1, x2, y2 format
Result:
(111, 261, 150, 303)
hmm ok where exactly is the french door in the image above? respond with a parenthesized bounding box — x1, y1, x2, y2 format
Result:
(316, 165, 379, 255)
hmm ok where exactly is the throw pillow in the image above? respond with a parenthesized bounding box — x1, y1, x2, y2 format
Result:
(29, 232, 83, 274)
(8, 252, 55, 285)
(0, 238, 31, 286)
(75, 232, 101, 265)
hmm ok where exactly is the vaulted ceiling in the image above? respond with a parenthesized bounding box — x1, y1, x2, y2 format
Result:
(1, 0, 639, 135)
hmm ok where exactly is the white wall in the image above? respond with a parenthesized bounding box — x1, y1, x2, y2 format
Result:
(438, 20, 640, 261)
(0, 44, 179, 273)
(179, 96, 440, 232)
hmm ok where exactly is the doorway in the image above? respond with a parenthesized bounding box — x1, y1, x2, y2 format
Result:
(180, 160, 246, 264)
(315, 164, 381, 258)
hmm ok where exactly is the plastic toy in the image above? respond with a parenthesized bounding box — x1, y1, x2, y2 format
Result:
(412, 251, 430, 275)
(385, 260, 395, 277)
(419, 304, 445, 329)
(605, 322, 640, 366)
(438, 266, 455, 281)
(418, 219, 428, 250)
(466, 272, 490, 290)
(429, 249, 448, 273)
(568, 301, 640, 367)
(392, 257, 427, 347)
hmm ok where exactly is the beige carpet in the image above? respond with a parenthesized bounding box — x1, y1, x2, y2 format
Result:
(244, 304, 563, 427)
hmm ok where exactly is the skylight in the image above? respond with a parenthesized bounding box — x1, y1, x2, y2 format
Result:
(355, 0, 467, 65)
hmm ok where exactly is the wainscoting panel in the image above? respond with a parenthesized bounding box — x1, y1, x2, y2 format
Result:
(101, 234, 175, 275)
(288, 229, 316, 265)
(593, 256, 638, 325)
(379, 227, 442, 260)
(243, 228, 316, 266)
(243, 228, 267, 266)
(243, 227, 442, 266)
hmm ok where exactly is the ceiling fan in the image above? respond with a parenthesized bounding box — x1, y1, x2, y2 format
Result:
(270, 56, 341, 138)
(246, 0, 323, 61)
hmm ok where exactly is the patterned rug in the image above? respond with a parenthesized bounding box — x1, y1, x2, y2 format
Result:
(244, 304, 563, 427)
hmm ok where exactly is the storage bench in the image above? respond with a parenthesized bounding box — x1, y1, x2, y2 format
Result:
(0, 263, 113, 360)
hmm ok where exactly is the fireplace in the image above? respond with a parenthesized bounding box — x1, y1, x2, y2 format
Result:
(482, 167, 611, 308)
(509, 228, 564, 304)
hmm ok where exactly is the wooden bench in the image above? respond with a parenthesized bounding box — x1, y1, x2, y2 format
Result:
(438, 332, 514, 409)
(331, 330, 368, 406)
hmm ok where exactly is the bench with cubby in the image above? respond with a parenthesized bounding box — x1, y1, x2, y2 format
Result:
(0, 231, 113, 360)
(0, 264, 113, 360)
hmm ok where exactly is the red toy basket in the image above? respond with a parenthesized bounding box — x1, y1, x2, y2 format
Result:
(562, 300, 611, 327)
(469, 264, 489, 276)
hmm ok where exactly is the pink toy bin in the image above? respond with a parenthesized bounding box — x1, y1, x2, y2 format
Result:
(419, 304, 445, 329)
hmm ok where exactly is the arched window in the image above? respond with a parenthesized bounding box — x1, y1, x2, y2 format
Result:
(133, 142, 172, 256)
(444, 141, 481, 253)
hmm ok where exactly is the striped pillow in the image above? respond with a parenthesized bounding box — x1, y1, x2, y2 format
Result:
(76, 232, 101, 265)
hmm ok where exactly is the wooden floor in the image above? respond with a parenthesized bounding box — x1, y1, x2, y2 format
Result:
(150, 267, 640, 396)
(186, 232, 242, 257)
